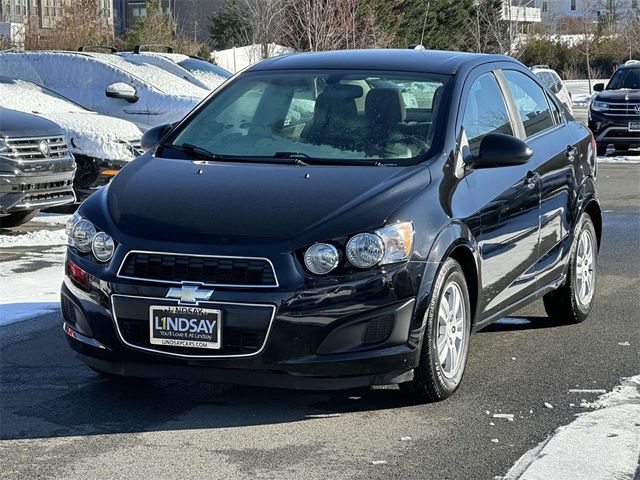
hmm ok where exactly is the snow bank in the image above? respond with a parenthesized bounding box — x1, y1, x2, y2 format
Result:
(0, 229, 66, 248)
(32, 213, 72, 226)
(0, 249, 66, 326)
(502, 375, 640, 480)
(598, 154, 640, 164)
(213, 43, 294, 74)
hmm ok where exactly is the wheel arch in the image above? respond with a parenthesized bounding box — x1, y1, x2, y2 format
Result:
(583, 198, 602, 251)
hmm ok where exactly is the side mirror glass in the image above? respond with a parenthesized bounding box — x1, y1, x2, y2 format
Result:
(593, 83, 605, 92)
(106, 82, 138, 103)
(470, 133, 533, 168)
(141, 123, 173, 152)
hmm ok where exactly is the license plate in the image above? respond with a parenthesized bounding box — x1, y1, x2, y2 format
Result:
(149, 305, 221, 350)
(629, 121, 640, 132)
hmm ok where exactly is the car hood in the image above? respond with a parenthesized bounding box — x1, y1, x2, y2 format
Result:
(595, 90, 640, 102)
(105, 155, 430, 247)
(41, 111, 143, 161)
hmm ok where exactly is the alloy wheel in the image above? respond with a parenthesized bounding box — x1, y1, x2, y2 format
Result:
(575, 229, 595, 307)
(436, 281, 466, 379)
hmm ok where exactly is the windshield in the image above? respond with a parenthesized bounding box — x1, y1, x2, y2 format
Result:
(167, 70, 447, 165)
(607, 68, 640, 90)
(178, 59, 231, 79)
(0, 77, 88, 113)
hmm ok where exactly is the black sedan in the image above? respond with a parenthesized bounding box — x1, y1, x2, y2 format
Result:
(61, 49, 601, 401)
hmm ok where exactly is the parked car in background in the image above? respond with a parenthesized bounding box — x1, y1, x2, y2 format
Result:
(118, 46, 231, 91)
(0, 51, 209, 128)
(1, 108, 75, 227)
(0, 77, 143, 202)
(589, 59, 640, 156)
(62, 49, 600, 402)
(531, 65, 573, 114)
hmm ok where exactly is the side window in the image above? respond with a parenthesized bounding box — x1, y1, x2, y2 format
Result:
(462, 72, 513, 155)
(503, 70, 556, 137)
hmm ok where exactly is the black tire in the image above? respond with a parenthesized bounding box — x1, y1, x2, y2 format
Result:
(400, 258, 471, 402)
(0, 209, 39, 228)
(543, 214, 598, 324)
(614, 144, 629, 152)
(596, 143, 607, 156)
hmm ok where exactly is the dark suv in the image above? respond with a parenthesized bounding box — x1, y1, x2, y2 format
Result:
(589, 60, 640, 155)
(62, 49, 600, 401)
(1, 108, 76, 228)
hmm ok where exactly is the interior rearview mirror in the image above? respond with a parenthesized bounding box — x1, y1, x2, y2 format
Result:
(469, 133, 533, 168)
(593, 83, 605, 92)
(141, 124, 173, 152)
(106, 82, 138, 103)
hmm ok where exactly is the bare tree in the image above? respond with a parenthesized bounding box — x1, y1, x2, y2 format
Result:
(234, 0, 286, 59)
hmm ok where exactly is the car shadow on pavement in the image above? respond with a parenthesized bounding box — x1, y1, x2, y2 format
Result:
(0, 317, 430, 442)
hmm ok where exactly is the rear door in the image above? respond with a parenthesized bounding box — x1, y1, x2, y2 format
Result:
(460, 69, 541, 320)
(499, 68, 575, 290)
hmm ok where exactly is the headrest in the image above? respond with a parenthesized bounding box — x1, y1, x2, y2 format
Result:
(365, 88, 406, 124)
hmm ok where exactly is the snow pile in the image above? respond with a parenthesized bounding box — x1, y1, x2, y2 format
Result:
(0, 229, 66, 248)
(502, 375, 640, 480)
(0, 248, 66, 326)
(565, 79, 607, 107)
(31, 213, 72, 226)
(212, 43, 294, 74)
(598, 154, 640, 165)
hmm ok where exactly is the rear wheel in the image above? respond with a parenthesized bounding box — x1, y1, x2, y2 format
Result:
(400, 258, 471, 402)
(0, 209, 39, 228)
(543, 214, 597, 324)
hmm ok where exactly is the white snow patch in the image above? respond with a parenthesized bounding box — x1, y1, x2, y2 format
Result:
(568, 389, 606, 394)
(0, 229, 67, 247)
(502, 375, 640, 480)
(598, 155, 640, 165)
(0, 252, 65, 326)
(544, 402, 554, 409)
(618, 341, 630, 346)
(493, 413, 515, 422)
(31, 213, 72, 226)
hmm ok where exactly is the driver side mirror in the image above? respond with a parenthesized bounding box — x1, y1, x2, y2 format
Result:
(106, 82, 138, 103)
(593, 83, 605, 92)
(141, 123, 173, 152)
(469, 133, 533, 168)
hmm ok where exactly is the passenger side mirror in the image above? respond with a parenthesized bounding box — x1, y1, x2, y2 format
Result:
(141, 123, 173, 152)
(593, 83, 605, 92)
(470, 133, 533, 168)
(106, 82, 138, 103)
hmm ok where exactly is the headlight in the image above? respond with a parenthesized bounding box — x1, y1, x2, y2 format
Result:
(304, 243, 340, 275)
(346, 233, 385, 268)
(92, 232, 115, 262)
(376, 222, 414, 265)
(591, 101, 608, 112)
(71, 219, 96, 253)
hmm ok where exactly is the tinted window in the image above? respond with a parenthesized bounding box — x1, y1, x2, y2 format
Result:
(607, 68, 640, 90)
(503, 70, 555, 137)
(462, 72, 513, 155)
(170, 71, 446, 164)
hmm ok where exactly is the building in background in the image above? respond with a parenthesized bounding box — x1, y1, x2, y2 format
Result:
(535, 0, 639, 32)
(0, 0, 113, 47)
(112, 0, 221, 42)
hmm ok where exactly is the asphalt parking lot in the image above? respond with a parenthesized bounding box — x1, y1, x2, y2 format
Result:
(0, 163, 639, 480)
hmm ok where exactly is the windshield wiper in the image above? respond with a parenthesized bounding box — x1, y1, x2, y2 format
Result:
(272, 151, 310, 166)
(163, 143, 221, 160)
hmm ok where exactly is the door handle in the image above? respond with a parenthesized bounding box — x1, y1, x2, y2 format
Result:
(525, 170, 539, 189)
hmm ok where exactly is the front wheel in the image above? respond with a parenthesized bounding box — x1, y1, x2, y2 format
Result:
(400, 258, 471, 402)
(0, 209, 39, 228)
(543, 214, 598, 324)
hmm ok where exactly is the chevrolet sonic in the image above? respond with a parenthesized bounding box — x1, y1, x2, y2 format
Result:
(61, 49, 601, 401)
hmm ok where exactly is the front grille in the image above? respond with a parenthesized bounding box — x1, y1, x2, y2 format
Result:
(4, 136, 69, 160)
(601, 102, 640, 117)
(119, 319, 267, 355)
(118, 252, 278, 287)
(10, 179, 73, 192)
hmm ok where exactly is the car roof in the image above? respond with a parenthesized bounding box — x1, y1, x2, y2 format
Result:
(619, 60, 640, 70)
(247, 49, 515, 75)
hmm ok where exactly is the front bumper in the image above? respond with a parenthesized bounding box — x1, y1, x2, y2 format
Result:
(0, 170, 75, 214)
(588, 110, 640, 146)
(61, 249, 425, 390)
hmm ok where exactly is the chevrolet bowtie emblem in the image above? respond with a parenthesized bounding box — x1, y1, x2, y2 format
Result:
(166, 285, 214, 304)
